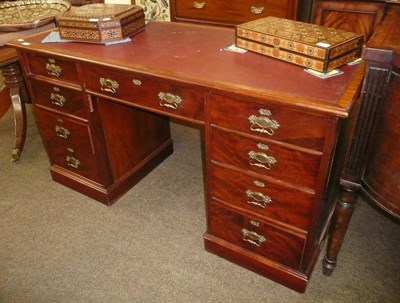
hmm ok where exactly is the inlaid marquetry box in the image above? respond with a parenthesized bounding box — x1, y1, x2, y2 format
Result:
(56, 3, 145, 43)
(236, 16, 363, 73)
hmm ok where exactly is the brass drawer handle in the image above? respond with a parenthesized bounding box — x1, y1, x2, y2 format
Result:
(132, 79, 142, 86)
(250, 6, 265, 14)
(245, 189, 272, 208)
(158, 92, 182, 110)
(55, 125, 71, 139)
(100, 77, 119, 93)
(248, 150, 277, 170)
(248, 114, 280, 135)
(46, 59, 62, 77)
(193, 1, 205, 9)
(66, 155, 80, 169)
(50, 93, 66, 107)
(242, 229, 266, 246)
(46, 63, 62, 77)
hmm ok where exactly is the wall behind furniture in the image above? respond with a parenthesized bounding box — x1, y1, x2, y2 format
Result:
(105, 0, 171, 20)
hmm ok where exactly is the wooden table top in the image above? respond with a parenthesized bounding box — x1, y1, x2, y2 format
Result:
(0, 46, 18, 67)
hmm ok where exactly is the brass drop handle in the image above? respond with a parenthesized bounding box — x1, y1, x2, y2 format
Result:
(55, 125, 71, 139)
(250, 6, 265, 14)
(46, 63, 62, 77)
(46, 60, 62, 77)
(50, 93, 66, 107)
(242, 229, 266, 246)
(248, 150, 277, 170)
(193, 1, 205, 9)
(158, 92, 182, 109)
(245, 189, 272, 208)
(66, 155, 80, 169)
(248, 114, 280, 135)
(100, 77, 119, 93)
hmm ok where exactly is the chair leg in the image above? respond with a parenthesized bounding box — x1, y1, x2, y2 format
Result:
(323, 188, 358, 275)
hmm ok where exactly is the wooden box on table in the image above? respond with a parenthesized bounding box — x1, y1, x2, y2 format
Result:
(236, 16, 363, 73)
(56, 3, 145, 43)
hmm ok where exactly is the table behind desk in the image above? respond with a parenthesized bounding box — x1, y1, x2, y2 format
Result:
(1, 23, 56, 161)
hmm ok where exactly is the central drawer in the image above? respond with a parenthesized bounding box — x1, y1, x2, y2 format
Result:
(81, 63, 205, 122)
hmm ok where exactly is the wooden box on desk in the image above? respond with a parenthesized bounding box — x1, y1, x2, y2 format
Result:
(56, 3, 145, 43)
(236, 16, 363, 73)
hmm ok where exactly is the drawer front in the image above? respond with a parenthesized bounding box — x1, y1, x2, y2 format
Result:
(174, 0, 295, 24)
(211, 127, 322, 189)
(34, 108, 105, 184)
(208, 202, 305, 269)
(29, 78, 87, 118)
(25, 53, 79, 84)
(211, 164, 314, 231)
(210, 94, 332, 151)
(81, 63, 205, 122)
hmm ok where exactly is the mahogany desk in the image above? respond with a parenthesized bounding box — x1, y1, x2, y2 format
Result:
(8, 21, 364, 292)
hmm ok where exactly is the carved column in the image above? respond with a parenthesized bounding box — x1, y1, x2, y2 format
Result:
(323, 63, 391, 275)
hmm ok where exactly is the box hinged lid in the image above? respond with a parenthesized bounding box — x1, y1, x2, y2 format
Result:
(236, 17, 364, 72)
(56, 3, 145, 43)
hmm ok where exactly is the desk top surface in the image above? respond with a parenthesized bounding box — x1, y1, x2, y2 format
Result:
(8, 21, 364, 116)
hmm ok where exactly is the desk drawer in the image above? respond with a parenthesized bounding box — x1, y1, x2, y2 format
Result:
(208, 202, 305, 269)
(34, 108, 105, 184)
(29, 79, 87, 118)
(211, 164, 314, 231)
(211, 127, 321, 189)
(81, 64, 205, 122)
(209, 94, 332, 151)
(24, 53, 79, 84)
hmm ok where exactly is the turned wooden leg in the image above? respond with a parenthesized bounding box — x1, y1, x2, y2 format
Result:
(323, 187, 358, 276)
(1, 62, 28, 162)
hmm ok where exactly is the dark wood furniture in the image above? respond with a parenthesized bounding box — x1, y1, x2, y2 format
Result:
(323, 4, 400, 275)
(0, 23, 55, 162)
(170, 0, 314, 26)
(0, 1, 103, 161)
(312, 0, 386, 43)
(68, 0, 104, 5)
(0, 46, 29, 162)
(8, 21, 364, 292)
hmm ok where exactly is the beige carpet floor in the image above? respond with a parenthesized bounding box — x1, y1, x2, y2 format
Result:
(0, 105, 399, 303)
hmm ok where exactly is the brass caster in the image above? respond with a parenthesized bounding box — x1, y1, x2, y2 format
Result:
(11, 148, 21, 163)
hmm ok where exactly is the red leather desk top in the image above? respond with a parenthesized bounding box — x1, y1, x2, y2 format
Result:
(8, 20, 364, 116)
